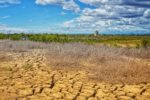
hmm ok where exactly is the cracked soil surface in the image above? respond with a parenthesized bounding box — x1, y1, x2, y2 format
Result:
(0, 49, 150, 100)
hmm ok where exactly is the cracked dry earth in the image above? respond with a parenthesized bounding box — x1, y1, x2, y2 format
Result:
(0, 50, 150, 100)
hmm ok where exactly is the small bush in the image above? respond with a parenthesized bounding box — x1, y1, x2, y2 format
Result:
(135, 43, 140, 48)
(141, 39, 149, 48)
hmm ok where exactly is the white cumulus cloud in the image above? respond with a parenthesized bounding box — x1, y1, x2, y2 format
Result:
(62, 0, 150, 34)
(0, 0, 20, 4)
(35, 0, 80, 12)
(0, 0, 20, 8)
(0, 24, 27, 33)
(144, 9, 150, 18)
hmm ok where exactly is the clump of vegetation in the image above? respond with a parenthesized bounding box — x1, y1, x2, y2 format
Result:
(135, 43, 140, 48)
(0, 33, 7, 39)
(141, 39, 149, 48)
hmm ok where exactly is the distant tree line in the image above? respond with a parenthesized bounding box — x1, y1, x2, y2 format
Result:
(0, 33, 149, 47)
(0, 33, 100, 44)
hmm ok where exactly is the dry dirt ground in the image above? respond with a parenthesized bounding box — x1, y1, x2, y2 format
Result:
(0, 49, 150, 100)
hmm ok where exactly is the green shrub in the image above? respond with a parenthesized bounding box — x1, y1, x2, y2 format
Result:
(9, 34, 22, 40)
(135, 43, 140, 48)
(0, 33, 7, 39)
(141, 39, 149, 48)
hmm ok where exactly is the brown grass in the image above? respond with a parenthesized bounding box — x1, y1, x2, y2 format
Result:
(0, 40, 49, 52)
(0, 40, 150, 84)
(45, 43, 150, 84)
(0, 52, 13, 62)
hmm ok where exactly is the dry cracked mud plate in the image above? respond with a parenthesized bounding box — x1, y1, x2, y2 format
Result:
(0, 50, 150, 100)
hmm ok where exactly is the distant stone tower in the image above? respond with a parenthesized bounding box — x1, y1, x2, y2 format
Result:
(94, 30, 99, 36)
(21, 34, 28, 41)
(22, 36, 28, 41)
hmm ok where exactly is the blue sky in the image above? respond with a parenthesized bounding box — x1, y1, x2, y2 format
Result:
(0, 0, 150, 34)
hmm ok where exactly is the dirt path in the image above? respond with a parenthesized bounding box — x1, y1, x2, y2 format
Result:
(0, 50, 150, 100)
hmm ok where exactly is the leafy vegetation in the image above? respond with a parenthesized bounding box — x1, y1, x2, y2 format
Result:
(0, 33, 150, 47)
(141, 39, 149, 48)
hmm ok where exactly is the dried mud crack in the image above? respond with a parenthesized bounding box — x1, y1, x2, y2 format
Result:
(0, 49, 150, 100)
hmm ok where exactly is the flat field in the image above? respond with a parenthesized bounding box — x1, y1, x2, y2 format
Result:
(0, 40, 150, 100)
